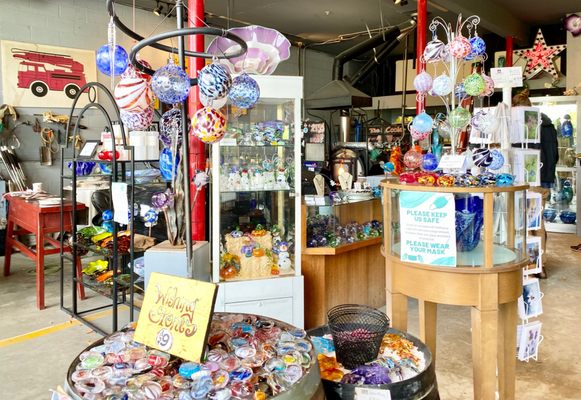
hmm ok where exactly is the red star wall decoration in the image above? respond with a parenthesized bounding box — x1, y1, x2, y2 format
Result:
(514, 29, 566, 81)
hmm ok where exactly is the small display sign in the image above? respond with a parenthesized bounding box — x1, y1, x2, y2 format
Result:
(134, 273, 218, 362)
(491, 67, 523, 88)
(355, 387, 392, 400)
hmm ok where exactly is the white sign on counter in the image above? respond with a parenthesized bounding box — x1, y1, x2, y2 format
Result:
(399, 191, 456, 266)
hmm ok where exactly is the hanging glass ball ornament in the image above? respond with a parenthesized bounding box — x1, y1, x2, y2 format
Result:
(411, 111, 434, 133)
(159, 107, 183, 148)
(421, 153, 439, 171)
(122, 58, 153, 82)
(159, 147, 179, 181)
(410, 126, 431, 141)
(437, 120, 451, 139)
(198, 63, 232, 100)
(481, 73, 495, 96)
(413, 71, 433, 93)
(448, 106, 471, 129)
(455, 83, 467, 100)
(449, 35, 472, 59)
(191, 107, 227, 144)
(432, 74, 453, 96)
(96, 44, 129, 76)
(473, 148, 493, 167)
(114, 76, 152, 112)
(465, 35, 486, 60)
(403, 148, 423, 169)
(562, 114, 574, 137)
(488, 149, 505, 170)
(463, 73, 485, 96)
(200, 92, 228, 109)
(423, 37, 448, 63)
(151, 60, 191, 104)
(120, 107, 153, 131)
(228, 73, 260, 109)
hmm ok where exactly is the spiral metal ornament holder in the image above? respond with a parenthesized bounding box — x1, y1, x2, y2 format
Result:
(106, 0, 248, 268)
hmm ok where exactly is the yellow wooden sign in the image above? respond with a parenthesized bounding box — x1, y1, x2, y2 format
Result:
(134, 273, 218, 362)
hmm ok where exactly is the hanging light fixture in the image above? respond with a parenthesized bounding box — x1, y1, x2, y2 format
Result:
(153, 1, 163, 16)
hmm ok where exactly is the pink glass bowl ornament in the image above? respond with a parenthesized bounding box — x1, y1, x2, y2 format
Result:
(413, 71, 433, 93)
(448, 106, 471, 129)
(449, 35, 471, 59)
(151, 60, 191, 104)
(403, 149, 423, 169)
(463, 73, 485, 96)
(206, 25, 291, 75)
(114, 76, 152, 112)
(200, 92, 228, 109)
(120, 107, 153, 131)
(198, 63, 232, 100)
(228, 73, 260, 109)
(431, 74, 453, 96)
(411, 111, 433, 133)
(481, 73, 495, 97)
(192, 107, 227, 144)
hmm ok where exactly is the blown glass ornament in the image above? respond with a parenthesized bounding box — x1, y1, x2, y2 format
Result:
(151, 60, 191, 104)
(463, 73, 485, 96)
(191, 107, 227, 144)
(562, 114, 574, 137)
(413, 71, 433, 93)
(411, 111, 433, 133)
(96, 44, 129, 76)
(159, 107, 183, 148)
(198, 63, 232, 100)
(449, 35, 472, 59)
(200, 93, 228, 109)
(114, 76, 152, 112)
(488, 149, 505, 170)
(120, 107, 153, 131)
(421, 153, 439, 172)
(481, 73, 495, 96)
(228, 73, 260, 108)
(403, 148, 423, 169)
(448, 106, 471, 129)
(472, 148, 493, 167)
(465, 35, 486, 60)
(423, 37, 448, 63)
(432, 74, 453, 96)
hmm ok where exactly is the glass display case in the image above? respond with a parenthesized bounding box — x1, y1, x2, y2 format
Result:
(531, 96, 580, 235)
(211, 75, 304, 327)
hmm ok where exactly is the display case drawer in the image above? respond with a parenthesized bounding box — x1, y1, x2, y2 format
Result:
(222, 277, 295, 303)
(224, 297, 294, 324)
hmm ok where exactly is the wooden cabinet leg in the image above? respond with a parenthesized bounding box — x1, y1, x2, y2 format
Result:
(36, 230, 46, 310)
(387, 291, 408, 331)
(471, 307, 498, 400)
(498, 301, 517, 400)
(419, 300, 437, 364)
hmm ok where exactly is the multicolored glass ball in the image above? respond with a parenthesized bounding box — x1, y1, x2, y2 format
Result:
(437, 174, 455, 187)
(151, 62, 191, 104)
(413, 71, 433, 93)
(410, 126, 431, 141)
(159, 107, 183, 148)
(96, 44, 129, 76)
(228, 73, 260, 109)
(488, 149, 505, 170)
(431, 74, 453, 96)
(472, 148, 493, 167)
(403, 149, 423, 169)
(449, 35, 472, 59)
(448, 106, 471, 129)
(421, 153, 439, 171)
(463, 73, 485, 96)
(191, 107, 227, 144)
(198, 63, 232, 100)
(411, 111, 433, 133)
(120, 107, 153, 131)
(481, 73, 495, 96)
(423, 38, 448, 63)
(465, 35, 486, 60)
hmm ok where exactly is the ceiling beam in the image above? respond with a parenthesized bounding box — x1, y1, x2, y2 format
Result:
(431, 0, 530, 44)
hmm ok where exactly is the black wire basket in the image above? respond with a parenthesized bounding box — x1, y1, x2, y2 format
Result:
(327, 304, 390, 370)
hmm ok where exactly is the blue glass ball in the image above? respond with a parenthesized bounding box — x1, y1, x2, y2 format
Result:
(421, 153, 439, 171)
(412, 111, 434, 133)
(151, 63, 191, 104)
(488, 149, 504, 170)
(228, 74, 260, 109)
(144, 209, 158, 225)
(102, 209, 114, 221)
(465, 36, 486, 60)
(96, 45, 129, 76)
(496, 173, 514, 187)
(102, 220, 114, 233)
(198, 63, 232, 100)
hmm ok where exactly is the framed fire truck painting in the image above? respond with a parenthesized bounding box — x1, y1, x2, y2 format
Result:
(1, 40, 97, 108)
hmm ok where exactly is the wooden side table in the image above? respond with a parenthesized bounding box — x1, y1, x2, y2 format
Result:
(3, 195, 86, 310)
(381, 182, 529, 400)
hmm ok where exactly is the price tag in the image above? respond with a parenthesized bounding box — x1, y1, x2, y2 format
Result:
(491, 67, 523, 88)
(437, 154, 467, 170)
(354, 387, 391, 400)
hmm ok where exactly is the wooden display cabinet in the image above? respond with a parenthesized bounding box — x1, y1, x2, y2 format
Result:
(301, 197, 384, 329)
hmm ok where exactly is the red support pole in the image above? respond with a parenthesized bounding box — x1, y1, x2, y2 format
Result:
(416, 0, 427, 114)
(505, 36, 513, 67)
(188, 0, 206, 240)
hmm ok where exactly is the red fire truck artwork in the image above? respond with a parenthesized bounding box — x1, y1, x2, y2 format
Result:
(11, 48, 87, 99)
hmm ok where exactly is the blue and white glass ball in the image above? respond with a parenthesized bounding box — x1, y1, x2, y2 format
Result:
(473, 148, 493, 167)
(198, 63, 232, 100)
(431, 74, 453, 96)
(465, 35, 486, 60)
(421, 153, 439, 171)
(488, 149, 505, 170)
(411, 111, 434, 133)
(151, 61, 191, 104)
(562, 114, 574, 137)
(96, 44, 129, 76)
(143, 209, 159, 227)
(228, 73, 260, 109)
(102, 209, 114, 221)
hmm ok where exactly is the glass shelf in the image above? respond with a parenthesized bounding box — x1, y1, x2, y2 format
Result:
(220, 188, 293, 194)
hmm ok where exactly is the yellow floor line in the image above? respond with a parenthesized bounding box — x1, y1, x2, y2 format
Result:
(0, 308, 115, 348)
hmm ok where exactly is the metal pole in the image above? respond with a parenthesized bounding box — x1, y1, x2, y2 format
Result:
(415, 0, 427, 114)
(505, 36, 514, 67)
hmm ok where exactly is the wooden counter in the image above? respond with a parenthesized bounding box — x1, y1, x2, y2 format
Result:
(301, 198, 385, 329)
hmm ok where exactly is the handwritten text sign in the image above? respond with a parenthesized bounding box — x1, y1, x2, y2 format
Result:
(399, 191, 457, 266)
(134, 273, 217, 362)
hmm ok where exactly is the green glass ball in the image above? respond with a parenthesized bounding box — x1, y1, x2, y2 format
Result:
(463, 73, 485, 96)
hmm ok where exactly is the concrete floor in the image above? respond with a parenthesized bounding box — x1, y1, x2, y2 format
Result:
(1, 232, 580, 399)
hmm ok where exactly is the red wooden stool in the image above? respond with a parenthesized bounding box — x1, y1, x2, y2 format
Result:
(3, 195, 86, 310)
